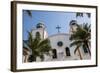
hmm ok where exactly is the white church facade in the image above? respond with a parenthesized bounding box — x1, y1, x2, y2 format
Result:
(23, 21, 91, 62)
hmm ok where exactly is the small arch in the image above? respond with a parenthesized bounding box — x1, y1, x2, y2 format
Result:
(65, 47, 71, 56)
(36, 32, 40, 35)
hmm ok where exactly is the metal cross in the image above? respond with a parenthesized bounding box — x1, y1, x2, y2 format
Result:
(56, 25, 61, 33)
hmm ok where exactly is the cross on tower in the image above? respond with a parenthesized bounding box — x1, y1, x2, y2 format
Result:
(56, 25, 61, 33)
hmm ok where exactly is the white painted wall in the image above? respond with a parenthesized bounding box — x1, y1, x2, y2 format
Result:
(32, 28, 48, 39)
(49, 34, 76, 61)
(45, 33, 90, 61)
(0, 0, 99, 73)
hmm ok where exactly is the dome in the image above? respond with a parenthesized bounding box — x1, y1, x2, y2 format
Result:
(36, 22, 45, 28)
(70, 20, 77, 26)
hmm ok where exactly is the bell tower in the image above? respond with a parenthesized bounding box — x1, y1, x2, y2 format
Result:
(32, 22, 48, 39)
(69, 20, 77, 34)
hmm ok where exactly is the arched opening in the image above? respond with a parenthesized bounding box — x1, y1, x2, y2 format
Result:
(36, 32, 40, 36)
(52, 49, 57, 59)
(35, 32, 41, 39)
(65, 47, 71, 56)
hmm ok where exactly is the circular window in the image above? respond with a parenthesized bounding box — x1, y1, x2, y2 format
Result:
(57, 41, 63, 47)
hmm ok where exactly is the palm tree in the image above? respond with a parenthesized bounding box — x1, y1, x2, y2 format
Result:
(23, 10, 32, 17)
(70, 23, 91, 59)
(76, 12, 83, 17)
(26, 10, 32, 17)
(26, 31, 52, 62)
(76, 12, 91, 18)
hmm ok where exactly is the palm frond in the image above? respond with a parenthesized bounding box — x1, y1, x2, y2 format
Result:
(70, 23, 91, 56)
(76, 12, 83, 17)
(70, 40, 82, 47)
(25, 30, 52, 62)
(26, 10, 32, 17)
(86, 13, 91, 18)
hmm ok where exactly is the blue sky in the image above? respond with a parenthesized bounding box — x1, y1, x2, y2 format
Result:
(23, 10, 91, 40)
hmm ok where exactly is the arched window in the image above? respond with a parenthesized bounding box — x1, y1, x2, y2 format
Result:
(65, 47, 71, 56)
(52, 49, 57, 59)
(35, 32, 41, 38)
(36, 32, 40, 36)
